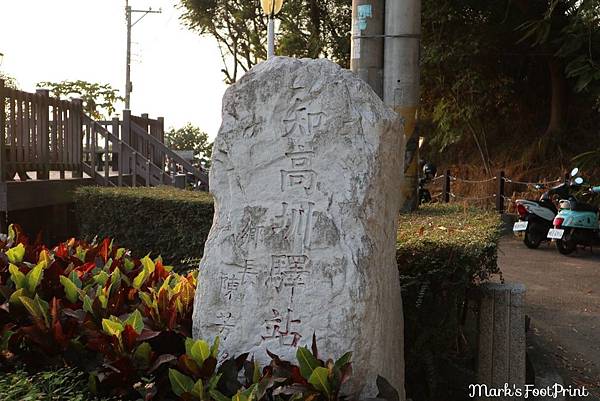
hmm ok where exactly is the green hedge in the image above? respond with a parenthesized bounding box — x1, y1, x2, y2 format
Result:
(73, 186, 214, 270)
(397, 204, 501, 401)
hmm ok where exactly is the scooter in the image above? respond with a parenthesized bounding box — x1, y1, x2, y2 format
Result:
(418, 162, 437, 205)
(547, 169, 600, 254)
(513, 182, 570, 249)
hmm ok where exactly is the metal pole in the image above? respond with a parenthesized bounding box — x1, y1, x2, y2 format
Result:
(267, 17, 275, 59)
(384, 0, 421, 212)
(350, 0, 385, 98)
(125, 0, 132, 110)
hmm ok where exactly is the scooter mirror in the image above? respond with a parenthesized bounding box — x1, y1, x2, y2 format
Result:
(534, 183, 544, 190)
(571, 167, 579, 177)
(574, 177, 584, 185)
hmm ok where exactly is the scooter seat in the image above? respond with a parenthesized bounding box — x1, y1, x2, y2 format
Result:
(573, 202, 599, 213)
(534, 200, 558, 214)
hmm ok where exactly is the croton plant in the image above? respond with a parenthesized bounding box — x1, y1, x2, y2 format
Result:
(0, 225, 392, 401)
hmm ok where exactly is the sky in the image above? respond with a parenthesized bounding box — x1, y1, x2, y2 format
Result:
(0, 0, 228, 139)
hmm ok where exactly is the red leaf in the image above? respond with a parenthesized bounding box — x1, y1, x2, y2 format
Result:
(137, 328, 161, 341)
(122, 324, 139, 351)
(99, 238, 111, 263)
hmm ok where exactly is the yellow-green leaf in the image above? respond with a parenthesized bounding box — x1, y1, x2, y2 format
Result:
(9, 288, 25, 305)
(210, 336, 220, 358)
(168, 368, 194, 397)
(297, 346, 320, 380)
(125, 309, 144, 334)
(8, 264, 26, 289)
(26, 261, 45, 294)
(191, 378, 204, 399)
(141, 254, 155, 275)
(308, 367, 331, 397)
(83, 295, 94, 314)
(132, 270, 147, 290)
(60, 275, 80, 303)
(102, 318, 124, 338)
(6, 243, 25, 263)
(116, 248, 126, 259)
(190, 340, 211, 366)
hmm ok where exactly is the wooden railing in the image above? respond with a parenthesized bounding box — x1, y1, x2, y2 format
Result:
(0, 79, 209, 190)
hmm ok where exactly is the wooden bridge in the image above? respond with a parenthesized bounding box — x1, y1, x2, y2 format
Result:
(0, 80, 208, 212)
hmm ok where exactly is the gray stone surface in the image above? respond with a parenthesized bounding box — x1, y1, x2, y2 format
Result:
(192, 57, 405, 398)
(477, 283, 527, 401)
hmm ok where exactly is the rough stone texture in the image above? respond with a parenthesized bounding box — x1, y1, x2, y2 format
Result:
(477, 283, 526, 401)
(193, 57, 405, 398)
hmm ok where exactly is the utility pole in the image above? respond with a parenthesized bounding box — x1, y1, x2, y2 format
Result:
(125, 0, 161, 110)
(384, 0, 421, 212)
(350, 0, 385, 98)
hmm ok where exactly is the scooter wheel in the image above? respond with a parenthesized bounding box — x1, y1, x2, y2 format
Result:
(523, 229, 542, 249)
(556, 239, 576, 255)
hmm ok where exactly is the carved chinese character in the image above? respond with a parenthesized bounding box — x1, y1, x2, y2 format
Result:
(261, 308, 302, 347)
(220, 273, 241, 300)
(272, 202, 315, 253)
(210, 311, 235, 340)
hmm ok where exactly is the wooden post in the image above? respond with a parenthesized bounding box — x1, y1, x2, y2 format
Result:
(496, 170, 505, 214)
(71, 99, 84, 178)
(122, 110, 131, 175)
(113, 117, 122, 186)
(0, 80, 7, 182)
(443, 169, 451, 203)
(35, 89, 50, 179)
(157, 116, 165, 171)
(146, 159, 151, 187)
(141, 113, 149, 160)
(132, 151, 137, 187)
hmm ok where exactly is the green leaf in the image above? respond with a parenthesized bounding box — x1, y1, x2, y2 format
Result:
(191, 378, 205, 399)
(125, 309, 144, 334)
(82, 295, 94, 314)
(60, 276, 81, 303)
(68, 271, 82, 289)
(6, 243, 25, 263)
(20, 295, 48, 327)
(210, 336, 220, 358)
(93, 271, 109, 286)
(139, 291, 153, 308)
(134, 342, 152, 365)
(75, 245, 87, 262)
(116, 248, 126, 259)
(190, 340, 211, 366)
(169, 368, 194, 397)
(207, 373, 222, 391)
(185, 337, 195, 356)
(141, 254, 155, 275)
(252, 362, 261, 384)
(9, 288, 25, 305)
(132, 270, 147, 289)
(123, 258, 134, 272)
(8, 224, 16, 242)
(334, 352, 352, 370)
(232, 390, 249, 401)
(8, 264, 26, 289)
(26, 261, 45, 295)
(209, 389, 230, 401)
(34, 295, 50, 327)
(102, 318, 124, 338)
(297, 346, 320, 380)
(308, 367, 332, 397)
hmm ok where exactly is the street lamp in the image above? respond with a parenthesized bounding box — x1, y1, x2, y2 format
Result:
(260, 0, 283, 59)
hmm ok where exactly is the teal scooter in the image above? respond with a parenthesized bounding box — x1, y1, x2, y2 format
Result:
(547, 168, 600, 255)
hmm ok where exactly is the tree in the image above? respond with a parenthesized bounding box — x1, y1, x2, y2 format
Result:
(36, 80, 123, 120)
(178, 0, 350, 84)
(165, 123, 213, 167)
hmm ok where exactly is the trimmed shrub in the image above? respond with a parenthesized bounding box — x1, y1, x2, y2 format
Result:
(397, 204, 502, 401)
(73, 186, 214, 270)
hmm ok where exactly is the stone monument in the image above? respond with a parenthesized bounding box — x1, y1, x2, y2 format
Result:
(193, 57, 405, 398)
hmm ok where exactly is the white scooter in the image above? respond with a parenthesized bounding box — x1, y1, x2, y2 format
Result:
(513, 182, 569, 249)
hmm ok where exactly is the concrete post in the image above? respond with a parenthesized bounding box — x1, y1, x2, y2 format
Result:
(350, 0, 385, 99)
(383, 0, 421, 211)
(267, 17, 275, 59)
(478, 283, 526, 400)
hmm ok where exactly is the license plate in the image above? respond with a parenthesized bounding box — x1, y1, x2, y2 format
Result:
(513, 221, 528, 232)
(547, 229, 564, 239)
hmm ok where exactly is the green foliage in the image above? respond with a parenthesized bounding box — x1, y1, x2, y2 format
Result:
(73, 186, 214, 272)
(0, 367, 115, 401)
(178, 0, 350, 83)
(165, 123, 213, 168)
(397, 204, 501, 401)
(36, 80, 123, 120)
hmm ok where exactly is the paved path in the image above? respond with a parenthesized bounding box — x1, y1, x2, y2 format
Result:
(499, 236, 600, 399)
